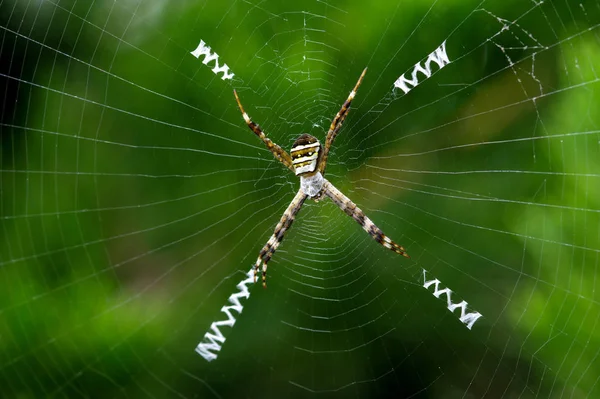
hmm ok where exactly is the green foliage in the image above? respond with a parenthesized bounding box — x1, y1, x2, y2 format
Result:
(1, 0, 599, 397)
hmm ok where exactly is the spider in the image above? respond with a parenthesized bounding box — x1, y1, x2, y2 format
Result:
(233, 68, 409, 288)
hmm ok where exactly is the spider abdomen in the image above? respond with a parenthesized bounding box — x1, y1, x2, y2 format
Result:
(300, 172, 325, 198)
(291, 134, 321, 176)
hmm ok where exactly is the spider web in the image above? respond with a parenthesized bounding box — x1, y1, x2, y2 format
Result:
(1, 0, 600, 397)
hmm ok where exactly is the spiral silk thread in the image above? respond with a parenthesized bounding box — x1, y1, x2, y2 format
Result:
(422, 269, 482, 330)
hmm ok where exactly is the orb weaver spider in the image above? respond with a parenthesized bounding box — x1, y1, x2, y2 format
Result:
(234, 68, 409, 287)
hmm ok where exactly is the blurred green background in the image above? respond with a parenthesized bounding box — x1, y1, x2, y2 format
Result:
(1, 0, 600, 397)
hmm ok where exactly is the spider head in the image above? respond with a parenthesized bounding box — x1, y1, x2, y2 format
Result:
(291, 134, 321, 176)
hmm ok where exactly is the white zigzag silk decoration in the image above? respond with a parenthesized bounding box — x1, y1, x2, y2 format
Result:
(190, 39, 235, 80)
(195, 269, 254, 361)
(194, 267, 482, 361)
(422, 269, 482, 330)
(393, 40, 450, 94)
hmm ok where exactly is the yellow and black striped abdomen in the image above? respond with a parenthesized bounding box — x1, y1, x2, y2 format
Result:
(291, 134, 321, 176)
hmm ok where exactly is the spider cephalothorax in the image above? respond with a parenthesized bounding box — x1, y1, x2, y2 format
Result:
(233, 68, 409, 287)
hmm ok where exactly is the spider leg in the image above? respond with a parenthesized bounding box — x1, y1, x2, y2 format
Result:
(319, 68, 367, 175)
(233, 90, 294, 172)
(254, 189, 308, 287)
(323, 180, 409, 258)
